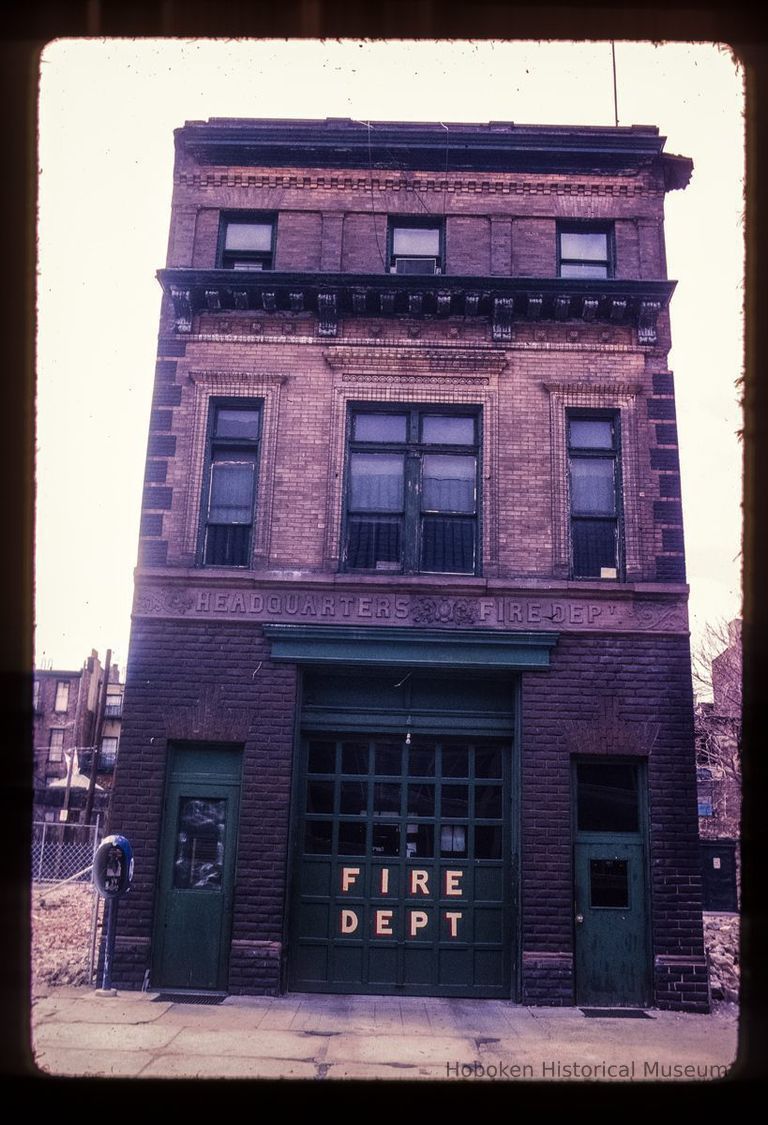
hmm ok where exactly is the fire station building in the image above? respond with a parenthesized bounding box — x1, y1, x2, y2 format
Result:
(108, 118, 708, 1010)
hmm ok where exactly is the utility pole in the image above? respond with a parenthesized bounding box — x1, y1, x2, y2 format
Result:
(84, 649, 110, 825)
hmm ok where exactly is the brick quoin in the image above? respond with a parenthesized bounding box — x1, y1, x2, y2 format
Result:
(110, 119, 705, 1009)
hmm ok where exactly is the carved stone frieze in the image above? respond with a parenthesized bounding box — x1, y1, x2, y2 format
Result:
(134, 582, 689, 635)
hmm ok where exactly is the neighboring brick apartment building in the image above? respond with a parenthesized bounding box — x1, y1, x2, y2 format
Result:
(33, 650, 124, 822)
(109, 118, 707, 1009)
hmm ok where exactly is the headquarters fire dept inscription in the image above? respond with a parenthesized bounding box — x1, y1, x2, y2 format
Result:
(134, 584, 688, 633)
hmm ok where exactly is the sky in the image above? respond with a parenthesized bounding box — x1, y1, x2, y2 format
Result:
(35, 39, 744, 676)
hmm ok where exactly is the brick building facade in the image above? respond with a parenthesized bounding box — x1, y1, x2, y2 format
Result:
(33, 650, 123, 822)
(108, 119, 707, 1009)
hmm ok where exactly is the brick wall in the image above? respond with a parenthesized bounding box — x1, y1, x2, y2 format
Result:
(521, 631, 707, 1011)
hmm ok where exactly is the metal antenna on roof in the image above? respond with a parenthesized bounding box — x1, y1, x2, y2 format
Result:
(611, 42, 619, 127)
(354, 119, 388, 270)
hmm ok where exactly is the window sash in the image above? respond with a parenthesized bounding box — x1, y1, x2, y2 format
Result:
(392, 226, 441, 257)
(224, 221, 273, 252)
(201, 402, 261, 567)
(345, 408, 479, 575)
(54, 682, 69, 713)
(49, 729, 65, 762)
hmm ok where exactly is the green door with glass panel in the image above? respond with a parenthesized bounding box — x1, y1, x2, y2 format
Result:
(573, 761, 651, 1007)
(289, 735, 512, 997)
(153, 745, 242, 991)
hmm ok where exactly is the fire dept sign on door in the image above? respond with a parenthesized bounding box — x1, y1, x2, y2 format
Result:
(339, 866, 465, 938)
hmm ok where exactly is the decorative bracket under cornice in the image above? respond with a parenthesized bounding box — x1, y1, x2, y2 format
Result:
(158, 269, 676, 345)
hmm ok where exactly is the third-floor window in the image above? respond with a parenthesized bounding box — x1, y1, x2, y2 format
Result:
(219, 214, 275, 270)
(389, 219, 443, 275)
(558, 223, 614, 279)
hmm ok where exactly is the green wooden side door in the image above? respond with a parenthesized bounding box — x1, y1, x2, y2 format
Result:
(573, 761, 651, 1007)
(289, 735, 513, 997)
(153, 746, 242, 991)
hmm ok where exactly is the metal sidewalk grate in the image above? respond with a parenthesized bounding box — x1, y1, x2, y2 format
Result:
(154, 992, 226, 1005)
(580, 1008, 654, 1019)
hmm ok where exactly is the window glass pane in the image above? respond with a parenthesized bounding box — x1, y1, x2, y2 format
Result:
(577, 764, 639, 833)
(392, 226, 440, 256)
(340, 781, 368, 815)
(407, 783, 435, 816)
(209, 461, 255, 523)
(560, 262, 609, 279)
(308, 741, 336, 774)
(442, 785, 469, 817)
(590, 859, 629, 908)
(172, 798, 225, 889)
(570, 459, 616, 515)
(341, 742, 368, 774)
(374, 743, 402, 775)
(440, 825, 467, 857)
(406, 823, 433, 858)
(215, 408, 261, 441)
(422, 416, 475, 445)
(347, 517, 402, 571)
(306, 781, 334, 814)
(569, 419, 614, 450)
(304, 821, 332, 854)
(338, 822, 366, 856)
(54, 682, 70, 712)
(408, 748, 435, 776)
(572, 519, 617, 577)
(49, 730, 64, 760)
(349, 454, 404, 511)
(372, 824, 400, 857)
(560, 231, 608, 261)
(442, 747, 469, 778)
(224, 221, 272, 251)
(421, 517, 475, 573)
(373, 783, 401, 815)
(422, 455, 476, 513)
(475, 747, 503, 779)
(475, 825, 502, 859)
(354, 414, 408, 443)
(475, 785, 502, 818)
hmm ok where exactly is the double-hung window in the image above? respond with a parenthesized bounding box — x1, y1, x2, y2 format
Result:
(344, 407, 479, 575)
(219, 213, 275, 270)
(558, 224, 613, 279)
(389, 219, 443, 275)
(568, 414, 622, 579)
(49, 729, 65, 763)
(200, 402, 262, 567)
(54, 681, 69, 713)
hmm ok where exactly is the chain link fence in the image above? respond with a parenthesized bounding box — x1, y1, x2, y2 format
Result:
(32, 818, 101, 883)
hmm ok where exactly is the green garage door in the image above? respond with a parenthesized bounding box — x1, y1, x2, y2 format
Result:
(289, 734, 513, 997)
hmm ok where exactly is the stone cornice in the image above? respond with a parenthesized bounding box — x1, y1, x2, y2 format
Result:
(158, 268, 675, 346)
(177, 119, 688, 182)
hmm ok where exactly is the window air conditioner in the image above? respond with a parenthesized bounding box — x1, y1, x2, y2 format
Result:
(393, 257, 439, 276)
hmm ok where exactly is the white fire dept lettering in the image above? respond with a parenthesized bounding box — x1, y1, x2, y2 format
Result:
(338, 867, 464, 939)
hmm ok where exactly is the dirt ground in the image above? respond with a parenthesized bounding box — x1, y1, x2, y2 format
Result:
(31, 883, 104, 993)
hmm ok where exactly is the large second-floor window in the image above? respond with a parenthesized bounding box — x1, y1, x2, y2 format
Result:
(568, 414, 622, 579)
(200, 401, 262, 567)
(344, 406, 479, 575)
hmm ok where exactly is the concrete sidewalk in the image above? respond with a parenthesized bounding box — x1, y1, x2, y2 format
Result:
(31, 987, 740, 1082)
